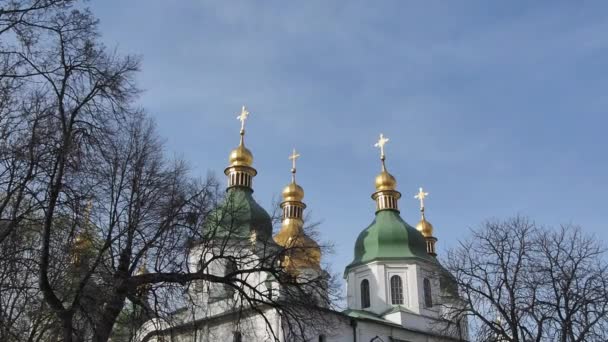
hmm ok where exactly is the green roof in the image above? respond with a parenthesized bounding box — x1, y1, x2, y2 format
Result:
(346, 209, 432, 271)
(203, 187, 273, 241)
(342, 309, 396, 325)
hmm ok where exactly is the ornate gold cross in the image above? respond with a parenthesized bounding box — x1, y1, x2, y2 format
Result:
(374, 133, 389, 159)
(236, 105, 249, 132)
(289, 148, 300, 172)
(415, 187, 429, 210)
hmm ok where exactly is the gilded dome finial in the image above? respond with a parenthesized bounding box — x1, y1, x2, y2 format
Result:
(228, 105, 254, 168)
(275, 149, 320, 273)
(415, 187, 437, 256)
(225, 106, 257, 189)
(283, 148, 304, 202)
(288, 148, 300, 183)
(415, 187, 429, 216)
(373, 133, 397, 192)
(237, 105, 249, 137)
(374, 133, 390, 171)
(371, 133, 400, 211)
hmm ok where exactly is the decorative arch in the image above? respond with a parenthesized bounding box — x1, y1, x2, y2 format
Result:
(360, 279, 370, 308)
(390, 275, 404, 305)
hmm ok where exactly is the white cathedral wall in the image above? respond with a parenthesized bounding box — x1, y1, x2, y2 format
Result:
(345, 260, 426, 315)
(186, 241, 277, 317)
(159, 244, 465, 341)
(344, 258, 465, 339)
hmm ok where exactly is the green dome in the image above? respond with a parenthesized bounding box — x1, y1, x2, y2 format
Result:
(346, 209, 432, 271)
(203, 187, 273, 241)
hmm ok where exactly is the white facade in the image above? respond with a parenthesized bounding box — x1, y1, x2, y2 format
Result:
(136, 247, 467, 342)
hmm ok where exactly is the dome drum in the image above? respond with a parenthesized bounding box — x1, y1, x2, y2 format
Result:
(280, 201, 306, 219)
(224, 165, 257, 189)
(371, 189, 401, 211)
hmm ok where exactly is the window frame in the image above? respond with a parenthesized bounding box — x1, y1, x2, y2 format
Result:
(423, 277, 433, 308)
(360, 279, 371, 309)
(390, 275, 404, 305)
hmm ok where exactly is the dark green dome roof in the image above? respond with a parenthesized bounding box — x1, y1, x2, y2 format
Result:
(203, 187, 273, 241)
(346, 209, 432, 271)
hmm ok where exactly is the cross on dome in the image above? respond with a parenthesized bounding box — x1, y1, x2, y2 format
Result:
(288, 148, 300, 182)
(236, 105, 250, 132)
(289, 148, 300, 172)
(415, 187, 429, 210)
(374, 133, 389, 159)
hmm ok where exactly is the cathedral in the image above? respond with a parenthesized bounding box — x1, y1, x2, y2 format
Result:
(136, 107, 468, 342)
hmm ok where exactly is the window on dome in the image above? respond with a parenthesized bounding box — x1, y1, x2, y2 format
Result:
(360, 279, 370, 308)
(233, 331, 242, 342)
(390, 275, 404, 305)
(423, 278, 433, 307)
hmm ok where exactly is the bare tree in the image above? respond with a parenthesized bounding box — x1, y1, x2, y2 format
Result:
(0, 2, 338, 341)
(534, 225, 608, 342)
(443, 216, 608, 342)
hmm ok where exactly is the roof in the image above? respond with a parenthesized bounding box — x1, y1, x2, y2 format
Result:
(346, 209, 432, 272)
(203, 187, 273, 241)
(341, 309, 401, 326)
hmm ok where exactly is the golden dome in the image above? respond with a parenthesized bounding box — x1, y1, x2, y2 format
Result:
(74, 232, 93, 250)
(274, 220, 321, 271)
(416, 216, 434, 237)
(228, 143, 253, 167)
(375, 170, 397, 191)
(282, 182, 304, 202)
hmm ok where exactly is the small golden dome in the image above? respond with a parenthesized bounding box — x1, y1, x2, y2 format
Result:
(416, 217, 434, 237)
(274, 220, 321, 271)
(282, 182, 304, 202)
(375, 170, 397, 191)
(228, 143, 253, 167)
(74, 232, 93, 250)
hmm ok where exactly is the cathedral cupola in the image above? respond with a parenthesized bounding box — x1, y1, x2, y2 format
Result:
(72, 199, 95, 267)
(346, 134, 431, 271)
(274, 149, 321, 273)
(372, 134, 401, 211)
(415, 187, 438, 257)
(225, 106, 257, 189)
(203, 106, 273, 241)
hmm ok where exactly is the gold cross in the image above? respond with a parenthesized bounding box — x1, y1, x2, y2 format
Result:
(236, 105, 250, 132)
(288, 148, 300, 171)
(415, 187, 429, 210)
(374, 133, 389, 159)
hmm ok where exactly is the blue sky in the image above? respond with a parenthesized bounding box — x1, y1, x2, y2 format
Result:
(91, 1, 607, 277)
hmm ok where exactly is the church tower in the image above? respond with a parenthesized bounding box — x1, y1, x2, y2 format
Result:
(189, 106, 275, 310)
(205, 105, 274, 242)
(273, 149, 321, 276)
(415, 187, 438, 257)
(344, 134, 451, 328)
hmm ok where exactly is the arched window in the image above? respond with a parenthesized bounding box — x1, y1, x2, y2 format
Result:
(423, 278, 433, 307)
(360, 279, 370, 308)
(390, 275, 404, 305)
